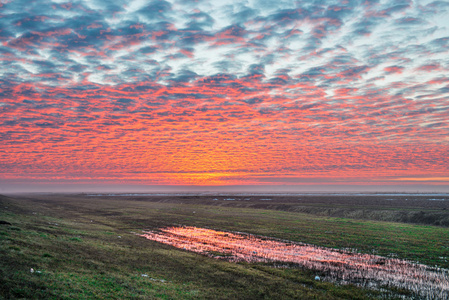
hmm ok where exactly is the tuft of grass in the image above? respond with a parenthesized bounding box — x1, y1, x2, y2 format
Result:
(69, 237, 82, 242)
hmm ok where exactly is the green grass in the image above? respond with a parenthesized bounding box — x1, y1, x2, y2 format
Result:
(0, 194, 448, 299)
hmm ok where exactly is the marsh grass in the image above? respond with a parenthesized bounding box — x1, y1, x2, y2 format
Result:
(1, 193, 448, 299)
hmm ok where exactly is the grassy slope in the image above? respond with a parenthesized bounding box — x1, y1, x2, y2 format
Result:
(1, 194, 448, 299)
(172, 194, 449, 227)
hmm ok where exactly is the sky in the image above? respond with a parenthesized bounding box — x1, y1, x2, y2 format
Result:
(1, 0, 449, 193)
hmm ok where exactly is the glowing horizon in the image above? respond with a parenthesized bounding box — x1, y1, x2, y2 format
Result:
(1, 0, 449, 191)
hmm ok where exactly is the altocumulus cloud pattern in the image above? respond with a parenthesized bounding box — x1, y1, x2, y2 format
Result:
(1, 0, 449, 186)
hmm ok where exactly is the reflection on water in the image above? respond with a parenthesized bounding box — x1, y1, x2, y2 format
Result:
(141, 226, 448, 298)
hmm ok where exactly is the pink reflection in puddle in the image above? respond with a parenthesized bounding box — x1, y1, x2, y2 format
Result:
(140, 226, 449, 298)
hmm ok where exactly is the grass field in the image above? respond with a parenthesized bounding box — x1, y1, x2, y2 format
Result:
(1, 193, 448, 299)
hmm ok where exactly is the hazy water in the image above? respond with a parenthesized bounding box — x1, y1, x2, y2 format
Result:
(88, 193, 449, 198)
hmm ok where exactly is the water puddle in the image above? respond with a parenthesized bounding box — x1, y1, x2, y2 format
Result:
(140, 226, 448, 298)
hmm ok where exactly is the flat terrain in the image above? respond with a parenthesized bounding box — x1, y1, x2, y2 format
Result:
(1, 193, 448, 299)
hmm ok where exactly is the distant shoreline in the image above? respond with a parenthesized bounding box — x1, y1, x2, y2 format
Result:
(4, 192, 449, 197)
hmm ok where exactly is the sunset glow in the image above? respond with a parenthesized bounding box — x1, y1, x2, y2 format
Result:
(141, 226, 449, 298)
(1, 0, 449, 190)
